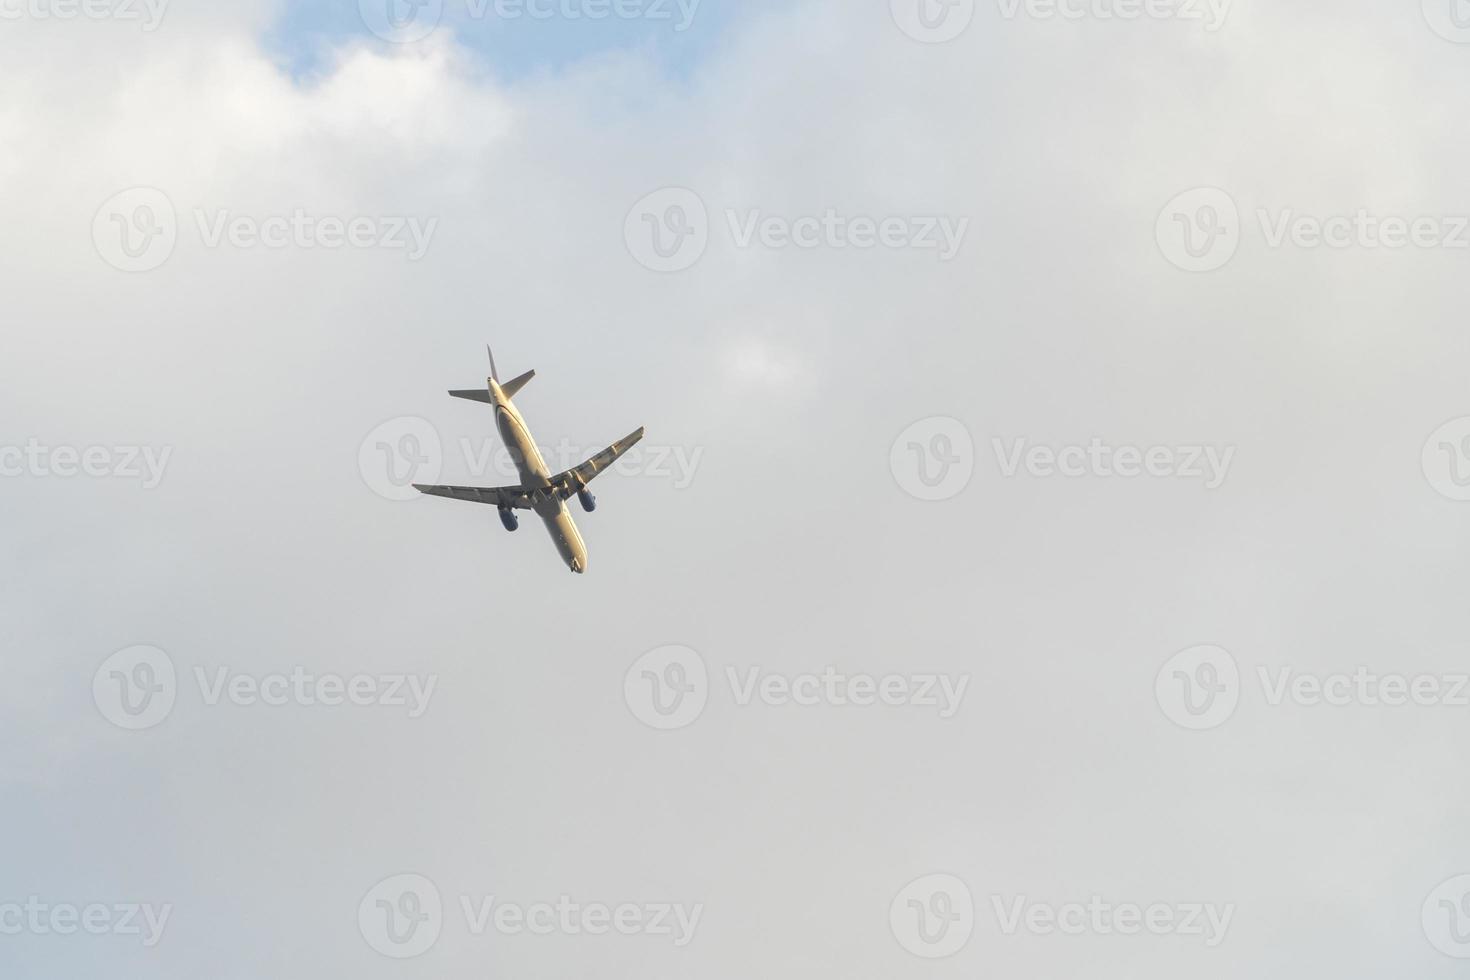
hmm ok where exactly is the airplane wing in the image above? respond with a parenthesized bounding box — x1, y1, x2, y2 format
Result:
(552, 427, 646, 490)
(413, 428, 646, 507)
(412, 484, 549, 510)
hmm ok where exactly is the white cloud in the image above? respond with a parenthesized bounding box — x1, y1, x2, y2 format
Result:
(5, 2, 1470, 976)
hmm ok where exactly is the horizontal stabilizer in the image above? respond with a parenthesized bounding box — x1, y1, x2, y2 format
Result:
(449, 389, 493, 404)
(501, 369, 535, 400)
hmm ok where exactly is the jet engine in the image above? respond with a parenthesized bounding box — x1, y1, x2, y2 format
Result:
(577, 489, 597, 513)
(499, 507, 519, 532)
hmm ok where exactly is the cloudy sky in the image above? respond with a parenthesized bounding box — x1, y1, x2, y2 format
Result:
(5, 0, 1470, 976)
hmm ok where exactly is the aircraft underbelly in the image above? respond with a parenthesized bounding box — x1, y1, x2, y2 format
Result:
(543, 507, 587, 572)
(496, 408, 551, 487)
(495, 405, 586, 572)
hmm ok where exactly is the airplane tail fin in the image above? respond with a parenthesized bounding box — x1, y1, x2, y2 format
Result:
(447, 345, 533, 404)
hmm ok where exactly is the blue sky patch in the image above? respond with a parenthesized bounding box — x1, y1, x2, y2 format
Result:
(264, 0, 742, 81)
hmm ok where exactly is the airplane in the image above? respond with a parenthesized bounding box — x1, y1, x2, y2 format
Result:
(413, 348, 645, 574)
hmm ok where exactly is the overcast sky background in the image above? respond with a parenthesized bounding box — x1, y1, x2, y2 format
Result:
(5, 0, 1470, 976)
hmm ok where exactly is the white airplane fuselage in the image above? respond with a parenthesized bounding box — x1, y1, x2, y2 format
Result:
(487, 378, 589, 574)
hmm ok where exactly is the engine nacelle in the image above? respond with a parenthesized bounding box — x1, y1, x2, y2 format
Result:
(499, 507, 519, 532)
(577, 489, 597, 513)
